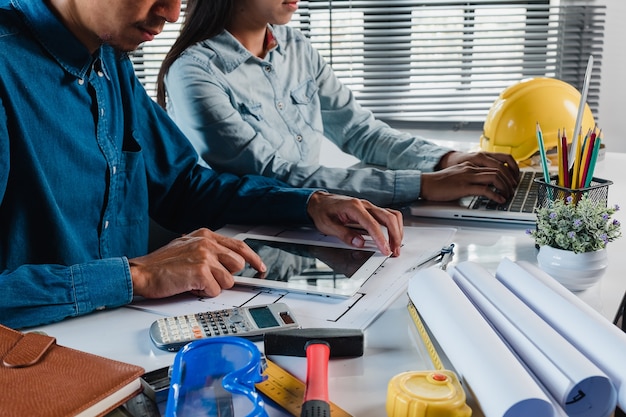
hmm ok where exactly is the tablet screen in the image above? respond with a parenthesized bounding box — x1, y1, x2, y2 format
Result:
(233, 235, 387, 297)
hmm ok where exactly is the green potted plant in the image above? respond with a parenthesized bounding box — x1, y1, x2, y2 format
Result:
(527, 195, 621, 291)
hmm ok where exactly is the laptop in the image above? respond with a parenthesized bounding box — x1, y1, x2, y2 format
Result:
(409, 170, 541, 224)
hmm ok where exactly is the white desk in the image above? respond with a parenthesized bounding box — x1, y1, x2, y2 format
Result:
(32, 152, 626, 417)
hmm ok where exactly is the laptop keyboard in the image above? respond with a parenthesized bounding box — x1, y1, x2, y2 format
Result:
(469, 171, 540, 213)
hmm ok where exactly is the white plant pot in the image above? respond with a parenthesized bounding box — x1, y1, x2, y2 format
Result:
(536, 245, 608, 291)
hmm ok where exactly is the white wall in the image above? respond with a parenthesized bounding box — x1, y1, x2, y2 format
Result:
(597, 0, 626, 152)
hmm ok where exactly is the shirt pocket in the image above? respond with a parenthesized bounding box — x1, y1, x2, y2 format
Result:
(238, 101, 264, 122)
(116, 133, 148, 228)
(289, 79, 323, 134)
(236, 99, 286, 148)
(290, 79, 319, 105)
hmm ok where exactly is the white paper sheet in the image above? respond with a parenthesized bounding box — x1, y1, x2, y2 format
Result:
(496, 258, 626, 411)
(130, 226, 456, 330)
(408, 267, 554, 417)
(452, 261, 616, 417)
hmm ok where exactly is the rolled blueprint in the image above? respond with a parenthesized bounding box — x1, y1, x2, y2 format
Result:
(408, 268, 554, 417)
(496, 258, 626, 411)
(453, 261, 616, 417)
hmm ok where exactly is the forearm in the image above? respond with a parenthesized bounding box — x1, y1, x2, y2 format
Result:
(0, 258, 133, 329)
(296, 165, 421, 207)
(153, 165, 319, 232)
(316, 60, 452, 171)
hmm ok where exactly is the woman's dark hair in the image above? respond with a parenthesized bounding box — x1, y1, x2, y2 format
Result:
(156, 0, 235, 108)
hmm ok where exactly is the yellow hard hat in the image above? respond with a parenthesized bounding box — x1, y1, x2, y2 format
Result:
(479, 77, 596, 162)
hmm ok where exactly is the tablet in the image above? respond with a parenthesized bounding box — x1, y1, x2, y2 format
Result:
(232, 233, 389, 297)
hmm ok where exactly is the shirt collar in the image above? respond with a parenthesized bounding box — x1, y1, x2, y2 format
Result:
(11, 0, 111, 80)
(263, 27, 278, 58)
(203, 25, 283, 74)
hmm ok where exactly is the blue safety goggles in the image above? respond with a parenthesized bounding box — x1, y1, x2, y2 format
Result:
(165, 336, 268, 417)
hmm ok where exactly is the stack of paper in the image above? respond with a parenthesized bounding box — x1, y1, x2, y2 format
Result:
(408, 258, 626, 417)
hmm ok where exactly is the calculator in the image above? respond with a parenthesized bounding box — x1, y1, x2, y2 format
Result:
(149, 303, 300, 351)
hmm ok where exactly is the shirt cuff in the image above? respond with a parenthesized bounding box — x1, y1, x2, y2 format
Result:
(393, 170, 423, 204)
(70, 257, 133, 315)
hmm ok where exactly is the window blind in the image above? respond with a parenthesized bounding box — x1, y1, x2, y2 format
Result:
(131, 0, 605, 130)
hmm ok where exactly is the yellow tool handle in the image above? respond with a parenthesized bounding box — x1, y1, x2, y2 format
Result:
(256, 359, 352, 417)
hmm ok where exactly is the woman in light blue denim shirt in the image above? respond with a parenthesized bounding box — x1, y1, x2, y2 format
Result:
(157, 0, 519, 207)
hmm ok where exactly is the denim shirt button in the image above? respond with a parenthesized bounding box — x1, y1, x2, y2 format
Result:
(104, 220, 109, 229)
(77, 78, 84, 85)
(264, 65, 272, 72)
(277, 102, 284, 110)
(295, 135, 303, 142)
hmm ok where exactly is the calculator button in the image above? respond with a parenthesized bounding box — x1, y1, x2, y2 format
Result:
(230, 313, 243, 323)
(280, 312, 295, 324)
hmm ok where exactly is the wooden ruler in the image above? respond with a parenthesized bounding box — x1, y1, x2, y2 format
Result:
(255, 359, 352, 417)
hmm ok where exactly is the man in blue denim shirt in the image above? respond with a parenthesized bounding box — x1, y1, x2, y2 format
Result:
(0, 0, 402, 329)
(158, 0, 520, 208)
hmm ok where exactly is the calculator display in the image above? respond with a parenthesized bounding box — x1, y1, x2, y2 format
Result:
(249, 306, 280, 329)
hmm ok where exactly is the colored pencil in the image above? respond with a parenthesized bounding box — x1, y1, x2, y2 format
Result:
(584, 134, 602, 188)
(557, 129, 564, 187)
(579, 133, 595, 189)
(536, 122, 551, 185)
(571, 131, 583, 190)
(561, 132, 570, 189)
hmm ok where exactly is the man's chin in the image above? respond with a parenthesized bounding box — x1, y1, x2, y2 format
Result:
(124, 41, 145, 53)
(99, 35, 143, 53)
(105, 40, 144, 53)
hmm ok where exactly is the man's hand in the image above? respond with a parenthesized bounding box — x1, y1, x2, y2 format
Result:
(129, 228, 265, 299)
(306, 191, 403, 257)
(422, 151, 521, 203)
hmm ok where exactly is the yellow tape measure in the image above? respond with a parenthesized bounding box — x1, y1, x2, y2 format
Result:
(385, 301, 472, 417)
(407, 301, 444, 371)
(256, 358, 352, 417)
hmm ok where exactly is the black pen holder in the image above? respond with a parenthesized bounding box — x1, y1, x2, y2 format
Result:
(534, 176, 612, 209)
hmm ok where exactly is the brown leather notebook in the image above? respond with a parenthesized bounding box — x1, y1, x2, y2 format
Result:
(0, 324, 145, 417)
